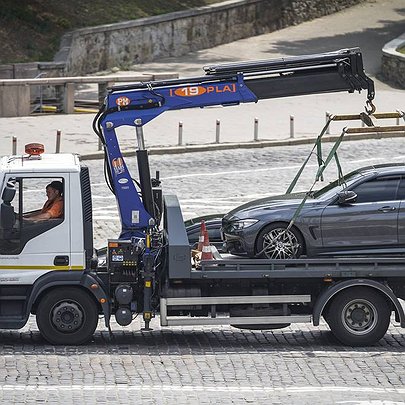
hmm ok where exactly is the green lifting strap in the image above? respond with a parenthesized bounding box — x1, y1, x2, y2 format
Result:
(285, 126, 347, 234)
(317, 136, 324, 182)
(286, 116, 333, 194)
(315, 128, 346, 182)
(334, 152, 344, 186)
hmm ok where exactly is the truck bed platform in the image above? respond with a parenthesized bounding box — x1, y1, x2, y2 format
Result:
(193, 255, 405, 279)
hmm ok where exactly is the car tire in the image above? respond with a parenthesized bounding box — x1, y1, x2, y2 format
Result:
(326, 287, 391, 346)
(36, 287, 99, 345)
(256, 222, 304, 259)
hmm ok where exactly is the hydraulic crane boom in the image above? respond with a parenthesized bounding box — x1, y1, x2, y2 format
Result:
(93, 48, 375, 238)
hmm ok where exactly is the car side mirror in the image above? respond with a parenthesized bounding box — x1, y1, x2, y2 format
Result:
(337, 190, 357, 205)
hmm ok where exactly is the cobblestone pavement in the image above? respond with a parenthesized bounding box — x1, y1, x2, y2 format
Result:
(0, 317, 404, 404)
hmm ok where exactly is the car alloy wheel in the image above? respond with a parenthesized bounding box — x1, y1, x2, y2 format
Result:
(257, 223, 303, 259)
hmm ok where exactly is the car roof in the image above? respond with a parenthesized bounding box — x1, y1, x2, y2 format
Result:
(356, 163, 405, 177)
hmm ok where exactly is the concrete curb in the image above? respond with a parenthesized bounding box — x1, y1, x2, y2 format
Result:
(81, 130, 405, 160)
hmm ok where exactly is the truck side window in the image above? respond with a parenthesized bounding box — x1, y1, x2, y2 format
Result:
(23, 178, 64, 221)
(0, 177, 64, 255)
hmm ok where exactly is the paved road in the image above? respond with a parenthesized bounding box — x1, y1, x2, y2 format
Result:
(0, 317, 404, 404)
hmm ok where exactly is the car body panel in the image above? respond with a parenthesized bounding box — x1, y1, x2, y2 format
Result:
(222, 163, 405, 258)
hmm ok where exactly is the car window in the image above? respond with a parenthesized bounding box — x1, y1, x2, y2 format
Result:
(187, 223, 222, 243)
(312, 170, 368, 200)
(351, 176, 400, 203)
(397, 177, 405, 200)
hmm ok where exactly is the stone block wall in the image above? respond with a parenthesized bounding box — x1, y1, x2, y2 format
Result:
(381, 34, 405, 89)
(57, 0, 367, 75)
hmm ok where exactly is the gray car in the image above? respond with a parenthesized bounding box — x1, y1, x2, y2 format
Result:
(222, 163, 405, 259)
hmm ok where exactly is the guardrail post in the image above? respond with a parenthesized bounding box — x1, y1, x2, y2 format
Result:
(215, 119, 220, 143)
(12, 136, 17, 155)
(55, 130, 61, 153)
(254, 117, 259, 141)
(178, 121, 183, 146)
(290, 115, 295, 138)
(98, 81, 114, 107)
(63, 83, 75, 114)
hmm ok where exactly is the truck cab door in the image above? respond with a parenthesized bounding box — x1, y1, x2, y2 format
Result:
(0, 175, 71, 279)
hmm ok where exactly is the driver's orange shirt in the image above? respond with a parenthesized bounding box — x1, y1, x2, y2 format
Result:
(41, 197, 63, 218)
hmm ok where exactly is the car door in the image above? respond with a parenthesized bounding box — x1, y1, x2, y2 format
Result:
(396, 177, 405, 246)
(320, 175, 401, 254)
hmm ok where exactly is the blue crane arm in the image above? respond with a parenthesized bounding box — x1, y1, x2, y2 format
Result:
(93, 48, 375, 238)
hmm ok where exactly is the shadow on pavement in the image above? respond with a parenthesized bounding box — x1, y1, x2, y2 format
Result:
(269, 14, 405, 78)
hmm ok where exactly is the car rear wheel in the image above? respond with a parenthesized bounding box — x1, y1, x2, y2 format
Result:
(256, 223, 304, 259)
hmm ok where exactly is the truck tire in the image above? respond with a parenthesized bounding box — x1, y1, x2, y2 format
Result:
(36, 287, 99, 345)
(326, 287, 391, 346)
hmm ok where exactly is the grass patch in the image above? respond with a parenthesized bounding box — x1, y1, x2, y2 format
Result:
(0, 0, 222, 64)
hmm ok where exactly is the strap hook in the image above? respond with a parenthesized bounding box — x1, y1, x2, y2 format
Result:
(365, 99, 376, 115)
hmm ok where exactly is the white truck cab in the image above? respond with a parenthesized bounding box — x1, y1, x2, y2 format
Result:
(0, 150, 93, 287)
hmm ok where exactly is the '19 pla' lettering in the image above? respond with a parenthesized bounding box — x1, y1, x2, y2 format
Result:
(170, 84, 236, 97)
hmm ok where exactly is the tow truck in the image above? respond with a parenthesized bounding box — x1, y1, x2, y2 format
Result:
(1, 48, 405, 346)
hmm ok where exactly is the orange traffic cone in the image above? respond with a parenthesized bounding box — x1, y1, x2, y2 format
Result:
(201, 229, 213, 260)
(197, 220, 207, 251)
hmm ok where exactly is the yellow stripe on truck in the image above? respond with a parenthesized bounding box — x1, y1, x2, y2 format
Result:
(0, 266, 84, 271)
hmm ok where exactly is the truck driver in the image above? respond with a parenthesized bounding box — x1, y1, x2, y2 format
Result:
(24, 181, 64, 222)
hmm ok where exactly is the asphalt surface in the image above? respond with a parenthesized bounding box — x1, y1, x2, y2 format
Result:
(1, 1, 405, 404)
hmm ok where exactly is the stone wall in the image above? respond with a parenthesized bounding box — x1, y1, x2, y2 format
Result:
(381, 34, 405, 89)
(57, 0, 367, 75)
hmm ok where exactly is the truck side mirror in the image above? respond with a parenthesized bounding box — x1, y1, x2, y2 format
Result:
(337, 190, 357, 205)
(0, 181, 17, 237)
(1, 181, 16, 204)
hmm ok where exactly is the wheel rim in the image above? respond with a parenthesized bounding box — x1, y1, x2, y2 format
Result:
(341, 299, 378, 335)
(51, 300, 84, 333)
(261, 228, 300, 259)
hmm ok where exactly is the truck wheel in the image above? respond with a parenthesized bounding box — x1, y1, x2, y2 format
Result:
(326, 287, 391, 346)
(256, 223, 304, 259)
(36, 287, 99, 345)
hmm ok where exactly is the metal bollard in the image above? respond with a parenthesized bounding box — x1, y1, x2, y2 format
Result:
(215, 119, 220, 143)
(397, 116, 400, 126)
(98, 138, 103, 151)
(290, 115, 295, 139)
(12, 136, 17, 155)
(178, 121, 183, 146)
(325, 111, 331, 134)
(254, 117, 259, 141)
(55, 130, 61, 153)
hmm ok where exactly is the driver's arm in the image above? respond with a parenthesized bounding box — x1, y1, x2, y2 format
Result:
(24, 211, 52, 222)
